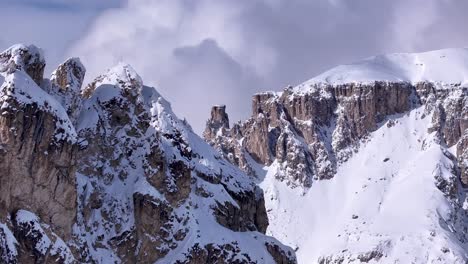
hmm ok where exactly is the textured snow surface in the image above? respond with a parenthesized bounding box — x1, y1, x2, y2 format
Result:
(0, 44, 44, 73)
(260, 108, 468, 263)
(0, 223, 17, 259)
(296, 48, 468, 89)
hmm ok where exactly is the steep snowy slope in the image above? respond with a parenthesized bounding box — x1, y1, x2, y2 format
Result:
(205, 48, 468, 263)
(261, 107, 467, 263)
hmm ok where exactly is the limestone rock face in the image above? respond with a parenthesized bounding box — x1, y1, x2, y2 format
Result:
(417, 83, 468, 186)
(205, 82, 467, 188)
(0, 98, 77, 237)
(0, 45, 78, 263)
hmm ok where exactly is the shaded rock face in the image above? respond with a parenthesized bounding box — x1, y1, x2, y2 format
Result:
(203, 105, 230, 140)
(457, 131, 468, 186)
(0, 100, 77, 238)
(417, 83, 468, 186)
(418, 83, 468, 146)
(0, 45, 78, 263)
(205, 82, 467, 188)
(214, 187, 268, 233)
(265, 242, 297, 264)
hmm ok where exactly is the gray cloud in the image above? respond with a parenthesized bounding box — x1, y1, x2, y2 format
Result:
(2, 0, 468, 133)
(0, 0, 123, 73)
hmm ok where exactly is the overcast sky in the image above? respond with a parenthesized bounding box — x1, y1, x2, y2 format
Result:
(2, 0, 468, 133)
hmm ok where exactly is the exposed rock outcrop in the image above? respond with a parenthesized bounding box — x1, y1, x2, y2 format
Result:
(203, 104, 230, 140)
(12, 210, 75, 264)
(0, 45, 78, 263)
(458, 132, 468, 186)
(205, 82, 467, 189)
(47, 57, 86, 124)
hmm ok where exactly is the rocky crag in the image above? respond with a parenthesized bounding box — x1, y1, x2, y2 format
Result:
(0, 44, 296, 264)
(205, 82, 467, 187)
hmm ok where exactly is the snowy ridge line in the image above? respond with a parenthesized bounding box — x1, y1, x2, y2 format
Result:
(297, 48, 468, 88)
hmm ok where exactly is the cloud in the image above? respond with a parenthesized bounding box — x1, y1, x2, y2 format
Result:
(0, 0, 123, 73)
(65, 0, 468, 133)
(1, 0, 122, 11)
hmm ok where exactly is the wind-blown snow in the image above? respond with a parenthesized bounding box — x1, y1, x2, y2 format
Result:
(296, 48, 468, 89)
(260, 108, 468, 263)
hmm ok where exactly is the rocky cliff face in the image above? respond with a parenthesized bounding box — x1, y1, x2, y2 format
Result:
(0, 45, 77, 263)
(0, 44, 296, 264)
(205, 82, 467, 188)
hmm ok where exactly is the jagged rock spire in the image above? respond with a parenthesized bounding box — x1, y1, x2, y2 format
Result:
(48, 57, 86, 124)
(203, 105, 230, 141)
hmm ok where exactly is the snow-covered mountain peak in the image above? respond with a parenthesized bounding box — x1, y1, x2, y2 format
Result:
(102, 62, 143, 87)
(0, 44, 78, 143)
(0, 44, 45, 85)
(0, 44, 44, 69)
(82, 62, 145, 99)
(295, 47, 468, 90)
